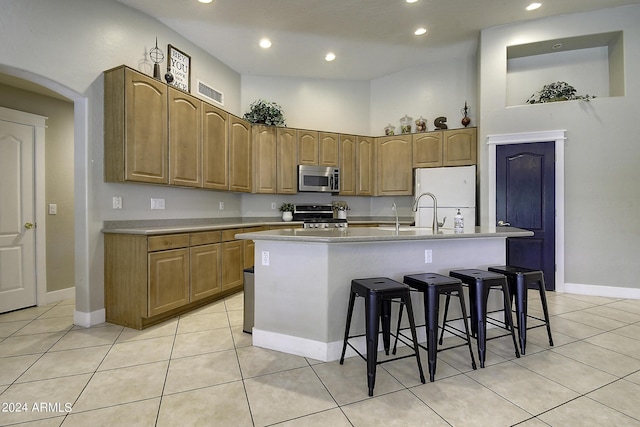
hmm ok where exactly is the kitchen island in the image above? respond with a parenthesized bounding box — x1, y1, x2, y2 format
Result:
(236, 226, 533, 362)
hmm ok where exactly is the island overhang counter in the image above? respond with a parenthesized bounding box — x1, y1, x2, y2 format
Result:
(236, 226, 533, 362)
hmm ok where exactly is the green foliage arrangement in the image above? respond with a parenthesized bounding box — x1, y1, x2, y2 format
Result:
(279, 203, 295, 212)
(243, 99, 286, 126)
(526, 81, 596, 104)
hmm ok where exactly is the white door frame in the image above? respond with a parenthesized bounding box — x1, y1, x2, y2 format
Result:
(0, 106, 47, 307)
(486, 130, 566, 292)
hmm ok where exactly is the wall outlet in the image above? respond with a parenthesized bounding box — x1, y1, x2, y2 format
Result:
(424, 249, 433, 264)
(219, 201, 225, 210)
(261, 251, 270, 266)
(150, 198, 165, 210)
(112, 196, 122, 210)
(271, 202, 277, 210)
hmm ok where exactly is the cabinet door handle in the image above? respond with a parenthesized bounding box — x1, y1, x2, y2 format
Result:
(497, 220, 510, 226)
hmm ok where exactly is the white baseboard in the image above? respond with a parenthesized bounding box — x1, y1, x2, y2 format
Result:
(44, 287, 75, 305)
(562, 283, 640, 299)
(74, 309, 106, 328)
(252, 326, 429, 362)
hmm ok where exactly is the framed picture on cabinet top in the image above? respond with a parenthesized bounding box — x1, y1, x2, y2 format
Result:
(168, 44, 191, 92)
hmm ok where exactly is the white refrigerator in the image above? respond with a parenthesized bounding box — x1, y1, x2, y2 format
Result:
(414, 165, 476, 229)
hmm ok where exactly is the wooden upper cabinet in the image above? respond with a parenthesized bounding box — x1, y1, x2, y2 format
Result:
(413, 131, 443, 168)
(319, 132, 339, 167)
(169, 88, 202, 187)
(253, 125, 277, 194)
(202, 103, 229, 190)
(297, 130, 318, 165)
(277, 127, 298, 194)
(356, 136, 375, 196)
(229, 115, 252, 193)
(375, 135, 413, 196)
(443, 128, 477, 166)
(104, 66, 168, 184)
(339, 134, 356, 196)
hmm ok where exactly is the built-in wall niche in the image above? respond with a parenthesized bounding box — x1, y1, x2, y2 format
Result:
(506, 31, 624, 107)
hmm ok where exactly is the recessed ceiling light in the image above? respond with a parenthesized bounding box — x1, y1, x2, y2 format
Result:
(526, 2, 541, 11)
(325, 52, 336, 62)
(259, 38, 272, 49)
(406, 0, 418, 3)
(198, 0, 213, 4)
(414, 27, 427, 36)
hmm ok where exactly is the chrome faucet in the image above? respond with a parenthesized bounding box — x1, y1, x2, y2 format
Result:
(412, 192, 446, 232)
(392, 202, 400, 233)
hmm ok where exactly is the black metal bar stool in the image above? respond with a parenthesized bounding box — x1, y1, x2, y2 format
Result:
(393, 273, 477, 381)
(488, 265, 554, 354)
(340, 277, 425, 396)
(448, 269, 520, 367)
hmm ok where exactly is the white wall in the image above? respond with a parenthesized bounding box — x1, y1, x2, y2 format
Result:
(479, 5, 640, 289)
(370, 55, 477, 136)
(241, 75, 370, 135)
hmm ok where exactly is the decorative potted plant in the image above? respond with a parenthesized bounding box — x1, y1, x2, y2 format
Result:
(279, 203, 295, 222)
(243, 99, 286, 126)
(526, 81, 596, 104)
(332, 201, 350, 219)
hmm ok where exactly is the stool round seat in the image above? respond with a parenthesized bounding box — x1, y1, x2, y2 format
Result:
(340, 277, 425, 396)
(400, 273, 477, 381)
(449, 269, 521, 367)
(488, 266, 554, 354)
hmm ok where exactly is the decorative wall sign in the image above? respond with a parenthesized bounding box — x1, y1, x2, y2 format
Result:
(168, 44, 191, 92)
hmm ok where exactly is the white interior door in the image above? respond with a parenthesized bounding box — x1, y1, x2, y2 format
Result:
(0, 118, 37, 313)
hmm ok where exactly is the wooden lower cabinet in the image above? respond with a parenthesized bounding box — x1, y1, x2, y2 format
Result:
(148, 248, 190, 317)
(104, 229, 243, 329)
(222, 240, 244, 291)
(190, 243, 222, 301)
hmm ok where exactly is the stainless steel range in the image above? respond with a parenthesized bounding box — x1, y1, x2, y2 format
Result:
(294, 204, 348, 229)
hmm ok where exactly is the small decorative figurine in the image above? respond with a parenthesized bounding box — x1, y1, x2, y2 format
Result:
(434, 116, 448, 130)
(415, 116, 427, 132)
(164, 64, 174, 84)
(461, 102, 471, 127)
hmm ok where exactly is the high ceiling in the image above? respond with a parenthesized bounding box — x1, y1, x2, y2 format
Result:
(117, 0, 640, 80)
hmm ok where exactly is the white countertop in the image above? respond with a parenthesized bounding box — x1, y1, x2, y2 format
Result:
(236, 226, 533, 243)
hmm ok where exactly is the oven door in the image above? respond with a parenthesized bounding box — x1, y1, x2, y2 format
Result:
(298, 165, 339, 192)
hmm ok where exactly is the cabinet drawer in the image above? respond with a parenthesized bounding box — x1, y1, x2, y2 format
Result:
(221, 228, 241, 242)
(190, 231, 222, 246)
(243, 226, 268, 233)
(148, 234, 190, 252)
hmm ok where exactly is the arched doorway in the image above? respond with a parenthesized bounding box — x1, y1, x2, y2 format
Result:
(0, 66, 90, 324)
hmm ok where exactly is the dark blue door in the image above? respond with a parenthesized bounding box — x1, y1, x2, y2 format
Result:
(496, 142, 555, 290)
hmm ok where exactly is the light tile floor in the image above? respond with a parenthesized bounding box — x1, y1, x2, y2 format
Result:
(2, 291, 640, 426)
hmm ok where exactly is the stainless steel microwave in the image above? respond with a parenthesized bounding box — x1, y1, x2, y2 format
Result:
(298, 165, 340, 192)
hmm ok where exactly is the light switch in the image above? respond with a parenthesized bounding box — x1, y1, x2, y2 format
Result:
(48, 204, 57, 215)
